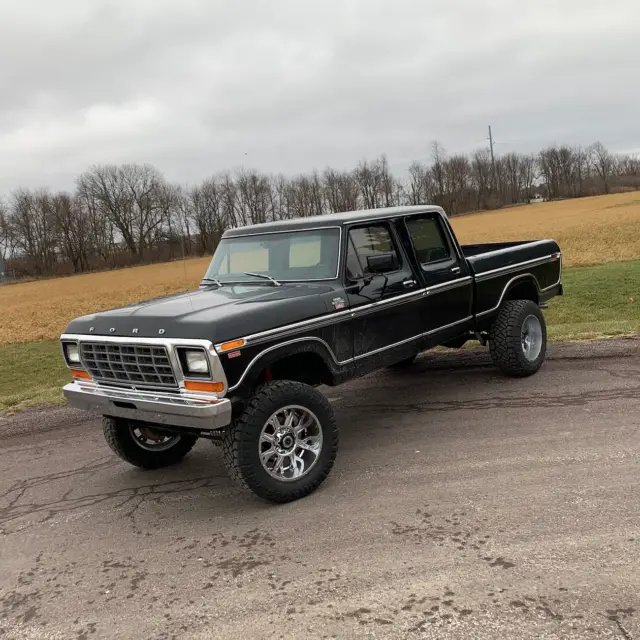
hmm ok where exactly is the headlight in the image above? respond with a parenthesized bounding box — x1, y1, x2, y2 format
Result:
(184, 349, 210, 375)
(64, 342, 80, 365)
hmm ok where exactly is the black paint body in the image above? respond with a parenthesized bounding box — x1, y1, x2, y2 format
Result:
(65, 206, 562, 402)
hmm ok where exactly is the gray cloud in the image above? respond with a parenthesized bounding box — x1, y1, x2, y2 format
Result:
(1, 0, 639, 193)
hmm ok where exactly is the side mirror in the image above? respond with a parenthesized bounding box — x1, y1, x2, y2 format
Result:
(366, 253, 397, 274)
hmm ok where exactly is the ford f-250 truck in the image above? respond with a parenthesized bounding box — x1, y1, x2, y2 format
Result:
(60, 205, 562, 503)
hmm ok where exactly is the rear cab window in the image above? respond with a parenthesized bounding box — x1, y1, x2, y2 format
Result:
(405, 215, 455, 269)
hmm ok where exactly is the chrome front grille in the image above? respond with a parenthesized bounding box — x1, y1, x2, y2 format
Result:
(80, 342, 177, 388)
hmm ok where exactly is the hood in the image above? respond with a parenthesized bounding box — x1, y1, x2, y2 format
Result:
(64, 282, 342, 343)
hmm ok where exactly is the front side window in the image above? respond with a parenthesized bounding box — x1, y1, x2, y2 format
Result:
(405, 216, 451, 266)
(348, 225, 400, 276)
(205, 228, 340, 282)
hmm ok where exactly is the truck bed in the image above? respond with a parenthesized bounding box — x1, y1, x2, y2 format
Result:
(461, 240, 537, 259)
(461, 239, 561, 275)
(460, 239, 563, 327)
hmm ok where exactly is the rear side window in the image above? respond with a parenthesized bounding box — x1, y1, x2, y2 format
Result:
(405, 217, 451, 266)
(348, 225, 400, 276)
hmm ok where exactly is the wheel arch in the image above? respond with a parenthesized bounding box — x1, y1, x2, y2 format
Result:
(475, 274, 542, 331)
(503, 275, 540, 305)
(229, 337, 342, 395)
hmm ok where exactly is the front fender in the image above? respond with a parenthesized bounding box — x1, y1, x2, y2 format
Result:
(225, 336, 351, 395)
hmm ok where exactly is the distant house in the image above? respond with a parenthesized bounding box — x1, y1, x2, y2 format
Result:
(528, 193, 545, 204)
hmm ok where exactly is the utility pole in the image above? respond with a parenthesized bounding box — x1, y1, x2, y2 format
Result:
(488, 125, 497, 190)
(488, 125, 496, 172)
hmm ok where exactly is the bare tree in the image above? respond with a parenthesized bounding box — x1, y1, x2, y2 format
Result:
(430, 141, 447, 205)
(323, 169, 359, 212)
(77, 163, 166, 258)
(617, 154, 640, 177)
(443, 155, 471, 214)
(519, 154, 537, 199)
(76, 183, 117, 267)
(407, 161, 435, 206)
(171, 185, 194, 255)
(471, 149, 493, 209)
(287, 172, 325, 218)
(234, 169, 274, 226)
(0, 199, 16, 265)
(354, 155, 401, 210)
(8, 189, 59, 275)
(189, 176, 231, 254)
(355, 159, 381, 209)
(378, 155, 398, 207)
(590, 142, 614, 194)
(51, 192, 90, 272)
(4, 139, 640, 279)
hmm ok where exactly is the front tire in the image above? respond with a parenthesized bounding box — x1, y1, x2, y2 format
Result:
(489, 300, 547, 377)
(103, 417, 198, 469)
(222, 381, 338, 503)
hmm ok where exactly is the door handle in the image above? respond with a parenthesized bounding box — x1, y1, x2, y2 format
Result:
(451, 266, 461, 274)
(402, 279, 417, 288)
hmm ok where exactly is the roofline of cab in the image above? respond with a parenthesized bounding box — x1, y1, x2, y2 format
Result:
(222, 205, 447, 238)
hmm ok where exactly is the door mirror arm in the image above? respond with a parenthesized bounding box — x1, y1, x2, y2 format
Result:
(345, 274, 373, 294)
(345, 282, 362, 294)
(346, 273, 387, 298)
(379, 273, 389, 298)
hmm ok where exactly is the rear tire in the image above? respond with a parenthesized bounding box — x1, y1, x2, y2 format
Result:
(222, 381, 338, 503)
(489, 300, 547, 377)
(103, 417, 198, 469)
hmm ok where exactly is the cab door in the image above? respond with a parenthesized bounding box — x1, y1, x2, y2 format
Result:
(401, 213, 473, 344)
(344, 221, 423, 373)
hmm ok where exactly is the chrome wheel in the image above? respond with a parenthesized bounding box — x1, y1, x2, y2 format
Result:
(259, 405, 323, 482)
(129, 425, 181, 451)
(521, 314, 543, 362)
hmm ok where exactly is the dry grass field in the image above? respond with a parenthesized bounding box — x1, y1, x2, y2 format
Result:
(451, 191, 640, 266)
(0, 257, 210, 344)
(1, 191, 639, 345)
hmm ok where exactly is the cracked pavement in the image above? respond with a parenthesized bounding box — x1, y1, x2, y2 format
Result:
(1, 338, 639, 639)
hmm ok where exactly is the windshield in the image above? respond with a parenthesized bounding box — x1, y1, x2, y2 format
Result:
(203, 228, 341, 283)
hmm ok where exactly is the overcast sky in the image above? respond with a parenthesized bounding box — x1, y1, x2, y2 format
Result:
(1, 0, 639, 193)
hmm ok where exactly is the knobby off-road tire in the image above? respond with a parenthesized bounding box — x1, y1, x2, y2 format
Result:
(221, 381, 339, 503)
(103, 417, 198, 469)
(489, 300, 547, 377)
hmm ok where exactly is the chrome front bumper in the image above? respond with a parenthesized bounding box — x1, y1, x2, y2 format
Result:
(63, 381, 232, 431)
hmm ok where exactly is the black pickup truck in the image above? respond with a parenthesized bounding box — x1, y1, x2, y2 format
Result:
(60, 205, 562, 502)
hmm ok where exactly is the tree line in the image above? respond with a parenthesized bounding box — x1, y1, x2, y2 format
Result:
(1, 140, 639, 279)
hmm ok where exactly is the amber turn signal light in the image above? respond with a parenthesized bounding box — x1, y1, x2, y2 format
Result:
(219, 339, 246, 352)
(184, 380, 225, 393)
(71, 369, 92, 380)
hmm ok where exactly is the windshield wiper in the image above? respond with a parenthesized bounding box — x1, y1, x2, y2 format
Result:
(201, 277, 223, 287)
(243, 272, 282, 287)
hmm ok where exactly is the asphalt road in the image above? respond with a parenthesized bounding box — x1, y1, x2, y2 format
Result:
(1, 339, 639, 640)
